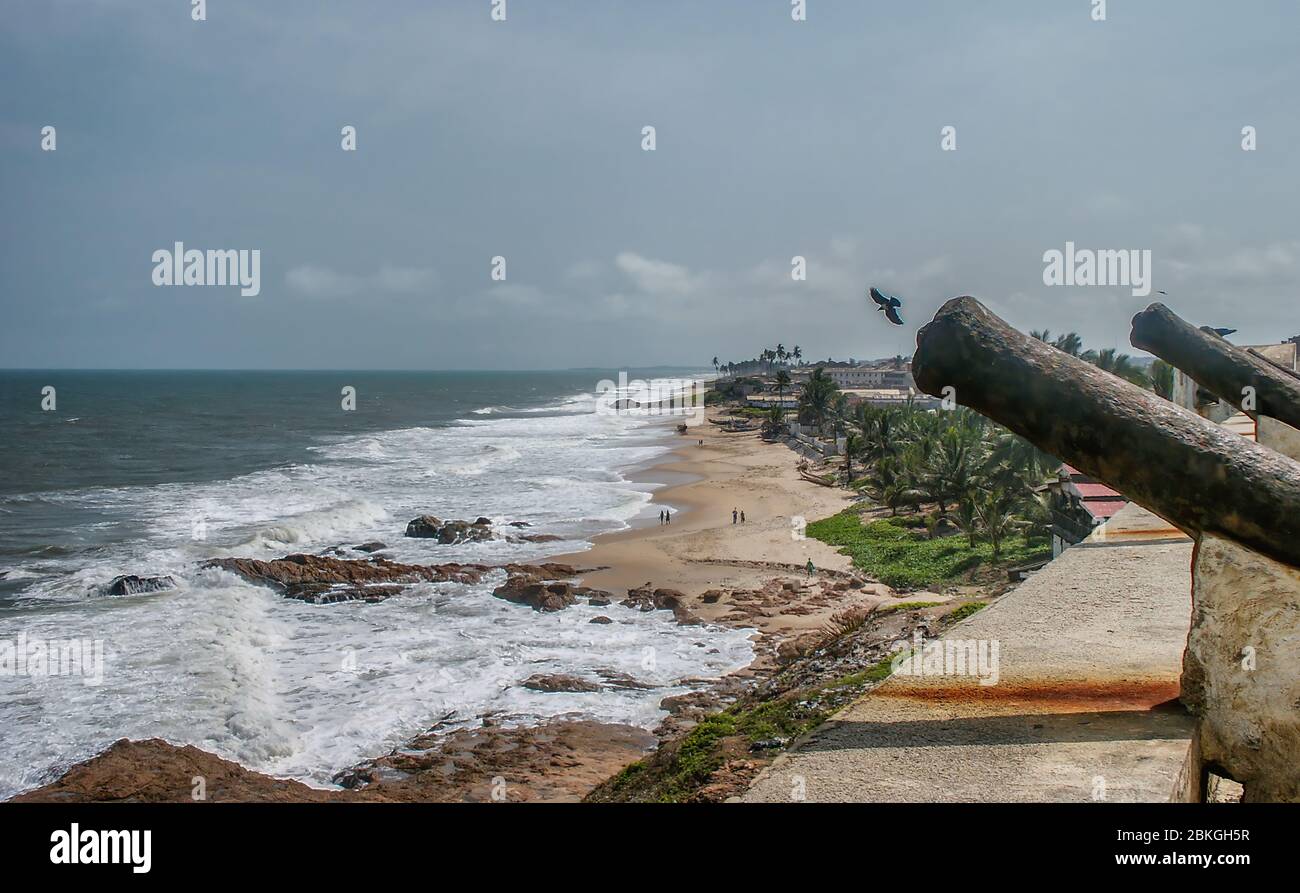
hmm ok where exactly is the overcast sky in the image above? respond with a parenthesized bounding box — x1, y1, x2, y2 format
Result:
(2, 0, 1297, 370)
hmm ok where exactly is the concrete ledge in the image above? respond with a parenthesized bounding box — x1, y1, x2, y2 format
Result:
(743, 504, 1196, 802)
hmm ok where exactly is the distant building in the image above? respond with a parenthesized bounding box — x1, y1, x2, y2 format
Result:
(822, 364, 915, 391)
(1044, 465, 1127, 557)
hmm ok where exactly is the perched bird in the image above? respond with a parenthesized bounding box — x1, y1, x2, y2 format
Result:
(868, 287, 904, 326)
(1201, 325, 1237, 338)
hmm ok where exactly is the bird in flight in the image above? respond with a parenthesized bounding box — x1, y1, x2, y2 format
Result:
(868, 287, 904, 326)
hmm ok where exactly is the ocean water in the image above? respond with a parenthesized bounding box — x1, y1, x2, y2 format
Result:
(0, 369, 752, 799)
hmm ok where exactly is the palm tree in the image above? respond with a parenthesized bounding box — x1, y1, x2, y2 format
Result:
(798, 367, 838, 440)
(1151, 359, 1174, 400)
(792, 345, 802, 366)
(1082, 347, 1149, 387)
(843, 432, 863, 482)
(775, 369, 791, 415)
(973, 489, 1017, 560)
(712, 356, 719, 376)
(776, 343, 786, 366)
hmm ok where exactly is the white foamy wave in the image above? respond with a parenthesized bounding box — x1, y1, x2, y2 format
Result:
(0, 380, 749, 799)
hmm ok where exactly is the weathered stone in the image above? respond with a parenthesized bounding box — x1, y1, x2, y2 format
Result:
(1182, 535, 1300, 802)
(521, 674, 599, 693)
(203, 554, 484, 604)
(103, 575, 176, 596)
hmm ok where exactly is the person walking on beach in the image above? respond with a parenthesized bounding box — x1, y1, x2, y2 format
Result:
(806, 558, 815, 577)
(732, 508, 738, 524)
(659, 510, 665, 525)
(741, 510, 746, 523)
(665, 510, 672, 524)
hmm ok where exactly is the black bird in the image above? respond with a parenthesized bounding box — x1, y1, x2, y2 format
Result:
(868, 287, 904, 326)
(1200, 325, 1237, 338)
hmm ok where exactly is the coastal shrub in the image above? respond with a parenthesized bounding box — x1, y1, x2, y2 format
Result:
(806, 512, 1048, 589)
(946, 601, 988, 623)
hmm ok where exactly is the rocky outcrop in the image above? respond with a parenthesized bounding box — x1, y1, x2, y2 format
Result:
(522, 674, 600, 693)
(1182, 535, 1300, 802)
(404, 516, 495, 544)
(103, 575, 176, 596)
(202, 554, 487, 604)
(493, 578, 582, 612)
(491, 571, 614, 613)
(620, 585, 701, 625)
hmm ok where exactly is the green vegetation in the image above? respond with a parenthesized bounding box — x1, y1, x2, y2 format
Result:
(807, 513, 1049, 589)
(946, 601, 988, 623)
(876, 600, 943, 613)
(601, 695, 828, 802)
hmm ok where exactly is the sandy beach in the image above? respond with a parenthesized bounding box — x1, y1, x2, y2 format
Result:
(550, 407, 886, 640)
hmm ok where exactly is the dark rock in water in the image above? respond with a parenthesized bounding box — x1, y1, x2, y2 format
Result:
(622, 583, 658, 612)
(507, 521, 531, 528)
(619, 585, 700, 624)
(404, 516, 494, 544)
(521, 673, 600, 693)
(492, 576, 580, 612)
(474, 516, 492, 526)
(587, 593, 612, 607)
(517, 533, 563, 543)
(203, 554, 487, 604)
(354, 541, 387, 553)
(589, 615, 613, 624)
(404, 516, 443, 538)
(104, 575, 176, 596)
(492, 571, 611, 613)
(596, 669, 656, 690)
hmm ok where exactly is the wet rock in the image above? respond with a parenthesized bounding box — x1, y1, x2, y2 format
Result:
(587, 593, 612, 607)
(203, 554, 485, 604)
(596, 670, 656, 690)
(354, 541, 387, 553)
(518, 534, 563, 543)
(701, 589, 726, 604)
(589, 615, 613, 624)
(404, 516, 495, 544)
(522, 673, 599, 693)
(492, 576, 579, 612)
(104, 575, 176, 596)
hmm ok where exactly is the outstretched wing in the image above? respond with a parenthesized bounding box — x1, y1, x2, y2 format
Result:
(884, 304, 904, 326)
(868, 287, 889, 308)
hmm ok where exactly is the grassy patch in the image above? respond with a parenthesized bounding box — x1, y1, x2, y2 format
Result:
(876, 601, 943, 614)
(945, 601, 988, 623)
(806, 512, 1049, 589)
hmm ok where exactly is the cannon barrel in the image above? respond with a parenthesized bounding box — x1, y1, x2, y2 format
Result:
(1130, 302, 1300, 430)
(912, 296, 1300, 569)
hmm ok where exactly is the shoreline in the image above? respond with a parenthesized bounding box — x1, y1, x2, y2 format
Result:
(12, 407, 899, 803)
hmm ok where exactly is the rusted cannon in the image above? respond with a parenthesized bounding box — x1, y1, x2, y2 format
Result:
(1131, 302, 1300, 430)
(912, 296, 1300, 570)
(913, 296, 1300, 802)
